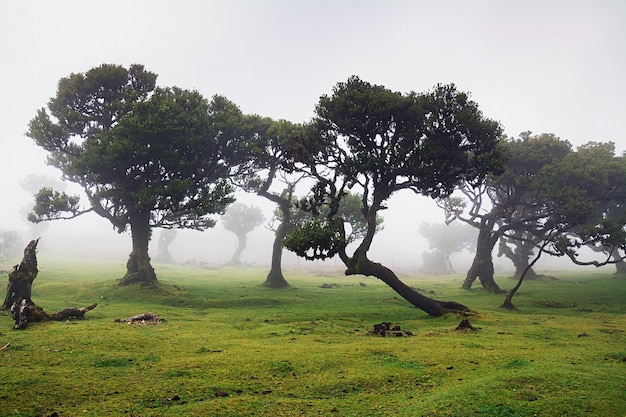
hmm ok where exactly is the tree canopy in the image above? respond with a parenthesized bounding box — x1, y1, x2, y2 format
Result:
(27, 64, 244, 285)
(440, 132, 574, 292)
(501, 141, 626, 308)
(221, 202, 266, 265)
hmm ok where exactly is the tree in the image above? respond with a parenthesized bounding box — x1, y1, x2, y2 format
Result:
(154, 229, 177, 264)
(221, 202, 265, 265)
(283, 76, 503, 317)
(26, 64, 242, 286)
(497, 229, 542, 279)
(501, 141, 626, 309)
(238, 115, 383, 286)
(0, 230, 22, 262)
(418, 221, 476, 274)
(240, 117, 310, 287)
(440, 132, 572, 293)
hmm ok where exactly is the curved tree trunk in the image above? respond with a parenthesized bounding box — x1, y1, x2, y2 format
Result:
(119, 212, 157, 286)
(264, 203, 290, 288)
(616, 259, 626, 275)
(227, 234, 246, 266)
(463, 220, 505, 293)
(502, 240, 549, 310)
(155, 229, 177, 264)
(499, 233, 539, 280)
(346, 254, 470, 317)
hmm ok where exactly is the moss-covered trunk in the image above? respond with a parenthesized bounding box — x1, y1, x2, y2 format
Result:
(3, 239, 43, 312)
(3, 239, 97, 329)
(346, 254, 470, 317)
(463, 219, 505, 293)
(263, 194, 292, 289)
(119, 212, 157, 286)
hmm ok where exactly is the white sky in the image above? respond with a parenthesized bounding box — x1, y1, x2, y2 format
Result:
(1, 0, 625, 269)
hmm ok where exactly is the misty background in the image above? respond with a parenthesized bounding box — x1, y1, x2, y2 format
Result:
(1, 1, 624, 274)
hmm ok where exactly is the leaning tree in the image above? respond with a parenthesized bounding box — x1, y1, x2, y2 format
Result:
(283, 76, 504, 317)
(26, 64, 245, 286)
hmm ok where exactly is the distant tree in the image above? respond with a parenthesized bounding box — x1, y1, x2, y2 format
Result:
(26, 64, 244, 286)
(497, 229, 542, 279)
(418, 222, 476, 274)
(0, 230, 23, 262)
(221, 202, 266, 266)
(283, 76, 503, 316)
(502, 142, 626, 309)
(440, 133, 572, 293)
(154, 229, 177, 264)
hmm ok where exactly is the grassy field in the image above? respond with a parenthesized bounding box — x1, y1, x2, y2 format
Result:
(0, 258, 624, 417)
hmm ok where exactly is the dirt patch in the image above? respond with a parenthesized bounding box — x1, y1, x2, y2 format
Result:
(370, 322, 413, 337)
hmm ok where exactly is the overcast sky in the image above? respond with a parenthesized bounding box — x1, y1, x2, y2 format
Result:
(1, 0, 624, 268)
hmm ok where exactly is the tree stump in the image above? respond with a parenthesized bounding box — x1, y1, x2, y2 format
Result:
(2, 239, 97, 330)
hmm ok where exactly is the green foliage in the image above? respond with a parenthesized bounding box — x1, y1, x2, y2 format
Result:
(286, 77, 503, 267)
(26, 64, 239, 235)
(221, 202, 266, 236)
(314, 76, 504, 199)
(283, 216, 346, 260)
(0, 263, 624, 416)
(28, 187, 81, 222)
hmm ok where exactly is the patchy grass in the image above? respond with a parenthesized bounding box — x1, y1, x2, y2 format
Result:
(0, 261, 625, 417)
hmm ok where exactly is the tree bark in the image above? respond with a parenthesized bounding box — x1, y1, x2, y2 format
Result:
(498, 233, 539, 280)
(3, 239, 40, 310)
(502, 241, 548, 310)
(263, 202, 291, 288)
(3, 239, 97, 329)
(463, 219, 505, 293)
(346, 254, 470, 317)
(119, 212, 157, 286)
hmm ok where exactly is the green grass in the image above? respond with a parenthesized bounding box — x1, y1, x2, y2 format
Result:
(0, 260, 625, 417)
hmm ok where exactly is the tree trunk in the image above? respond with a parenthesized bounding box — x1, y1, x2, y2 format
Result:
(463, 221, 505, 293)
(119, 212, 157, 286)
(263, 194, 292, 288)
(155, 229, 177, 264)
(616, 259, 626, 275)
(499, 233, 539, 280)
(346, 255, 470, 317)
(227, 233, 246, 266)
(513, 262, 538, 280)
(3, 239, 97, 329)
(502, 241, 548, 310)
(3, 239, 40, 310)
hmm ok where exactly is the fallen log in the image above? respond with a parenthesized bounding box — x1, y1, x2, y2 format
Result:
(114, 312, 164, 325)
(2, 239, 98, 330)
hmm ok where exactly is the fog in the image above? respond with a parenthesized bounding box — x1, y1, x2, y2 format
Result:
(1, 1, 624, 275)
